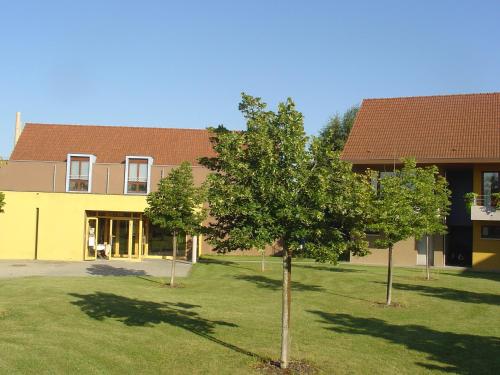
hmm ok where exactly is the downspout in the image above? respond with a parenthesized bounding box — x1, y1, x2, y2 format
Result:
(443, 169, 447, 267)
(106, 167, 110, 194)
(53, 165, 57, 192)
(34, 208, 40, 260)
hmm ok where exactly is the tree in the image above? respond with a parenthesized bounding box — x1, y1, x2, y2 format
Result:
(317, 105, 359, 152)
(145, 162, 206, 287)
(411, 165, 451, 280)
(0, 192, 5, 213)
(200, 94, 371, 368)
(370, 159, 450, 305)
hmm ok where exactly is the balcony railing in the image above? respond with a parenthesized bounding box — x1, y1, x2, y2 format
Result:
(469, 195, 500, 221)
(471, 195, 499, 207)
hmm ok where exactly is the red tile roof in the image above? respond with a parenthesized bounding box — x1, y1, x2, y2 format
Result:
(342, 93, 500, 164)
(10, 123, 216, 165)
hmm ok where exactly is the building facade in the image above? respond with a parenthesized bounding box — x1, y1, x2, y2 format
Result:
(0, 120, 216, 261)
(342, 93, 500, 271)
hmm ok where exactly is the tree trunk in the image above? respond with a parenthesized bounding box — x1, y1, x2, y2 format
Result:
(280, 243, 292, 369)
(170, 231, 177, 287)
(386, 244, 393, 306)
(426, 235, 430, 281)
(261, 250, 265, 272)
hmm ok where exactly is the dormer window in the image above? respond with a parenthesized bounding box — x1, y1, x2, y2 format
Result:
(125, 156, 153, 194)
(66, 154, 96, 193)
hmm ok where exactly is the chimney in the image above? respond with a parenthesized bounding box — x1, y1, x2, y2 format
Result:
(14, 112, 22, 147)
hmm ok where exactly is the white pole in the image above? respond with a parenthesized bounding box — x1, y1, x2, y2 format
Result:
(192, 235, 198, 263)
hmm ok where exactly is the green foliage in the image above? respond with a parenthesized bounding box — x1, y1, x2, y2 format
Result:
(492, 192, 500, 209)
(200, 94, 371, 262)
(0, 192, 5, 213)
(411, 163, 451, 239)
(301, 141, 372, 262)
(144, 162, 206, 235)
(370, 159, 451, 249)
(317, 105, 359, 155)
(464, 192, 478, 213)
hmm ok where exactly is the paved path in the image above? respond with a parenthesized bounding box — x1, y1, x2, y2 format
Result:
(0, 259, 192, 278)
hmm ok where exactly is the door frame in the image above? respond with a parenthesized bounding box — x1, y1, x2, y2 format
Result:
(84, 216, 98, 261)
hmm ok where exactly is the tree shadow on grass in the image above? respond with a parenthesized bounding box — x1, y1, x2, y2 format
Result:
(86, 264, 149, 277)
(69, 292, 269, 362)
(294, 264, 364, 273)
(373, 281, 500, 306)
(234, 274, 324, 292)
(309, 311, 500, 374)
(198, 257, 255, 271)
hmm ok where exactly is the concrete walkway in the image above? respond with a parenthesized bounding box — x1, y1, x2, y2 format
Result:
(0, 259, 192, 278)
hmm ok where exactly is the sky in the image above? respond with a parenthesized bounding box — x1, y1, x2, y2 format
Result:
(0, 0, 499, 158)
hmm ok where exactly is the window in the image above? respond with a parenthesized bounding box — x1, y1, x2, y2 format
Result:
(482, 172, 500, 207)
(66, 154, 95, 192)
(481, 225, 500, 240)
(371, 170, 395, 192)
(125, 156, 153, 194)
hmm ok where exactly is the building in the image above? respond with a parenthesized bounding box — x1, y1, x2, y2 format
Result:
(0, 117, 216, 261)
(342, 92, 500, 271)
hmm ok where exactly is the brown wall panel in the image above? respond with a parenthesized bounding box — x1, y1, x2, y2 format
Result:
(351, 237, 417, 266)
(0, 161, 57, 192)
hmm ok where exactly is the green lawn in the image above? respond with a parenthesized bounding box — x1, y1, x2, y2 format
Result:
(1, 257, 499, 374)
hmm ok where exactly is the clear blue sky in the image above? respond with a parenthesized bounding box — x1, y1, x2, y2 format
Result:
(1, 0, 499, 158)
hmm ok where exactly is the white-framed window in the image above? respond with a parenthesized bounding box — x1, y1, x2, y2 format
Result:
(66, 154, 96, 193)
(124, 156, 153, 194)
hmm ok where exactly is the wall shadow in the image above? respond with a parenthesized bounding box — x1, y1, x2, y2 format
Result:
(69, 292, 268, 361)
(372, 281, 500, 306)
(234, 274, 324, 292)
(446, 270, 500, 283)
(86, 264, 149, 276)
(309, 311, 500, 374)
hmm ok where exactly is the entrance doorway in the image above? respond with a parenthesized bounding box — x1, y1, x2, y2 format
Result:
(85, 212, 144, 260)
(446, 226, 473, 267)
(444, 168, 473, 267)
(84, 210, 191, 261)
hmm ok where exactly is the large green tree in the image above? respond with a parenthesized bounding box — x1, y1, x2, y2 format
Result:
(317, 105, 359, 153)
(145, 162, 206, 287)
(201, 94, 371, 368)
(370, 159, 450, 305)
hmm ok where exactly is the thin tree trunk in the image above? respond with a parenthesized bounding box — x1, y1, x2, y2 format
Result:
(426, 235, 430, 281)
(261, 250, 265, 272)
(170, 231, 177, 287)
(386, 244, 393, 306)
(280, 243, 292, 369)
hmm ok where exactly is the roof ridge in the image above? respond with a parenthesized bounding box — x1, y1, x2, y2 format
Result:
(24, 122, 213, 132)
(362, 92, 500, 102)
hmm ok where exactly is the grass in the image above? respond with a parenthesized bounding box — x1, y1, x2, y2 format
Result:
(0, 256, 499, 374)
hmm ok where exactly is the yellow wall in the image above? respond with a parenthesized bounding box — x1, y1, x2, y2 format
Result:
(0, 191, 147, 261)
(472, 221, 500, 270)
(471, 164, 500, 271)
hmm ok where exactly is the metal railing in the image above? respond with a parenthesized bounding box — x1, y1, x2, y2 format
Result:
(472, 195, 499, 208)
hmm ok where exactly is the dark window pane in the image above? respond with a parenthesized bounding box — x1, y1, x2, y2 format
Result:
(483, 172, 500, 206)
(481, 225, 500, 239)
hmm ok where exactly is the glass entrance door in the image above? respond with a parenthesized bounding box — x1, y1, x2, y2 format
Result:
(84, 212, 144, 261)
(111, 220, 130, 258)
